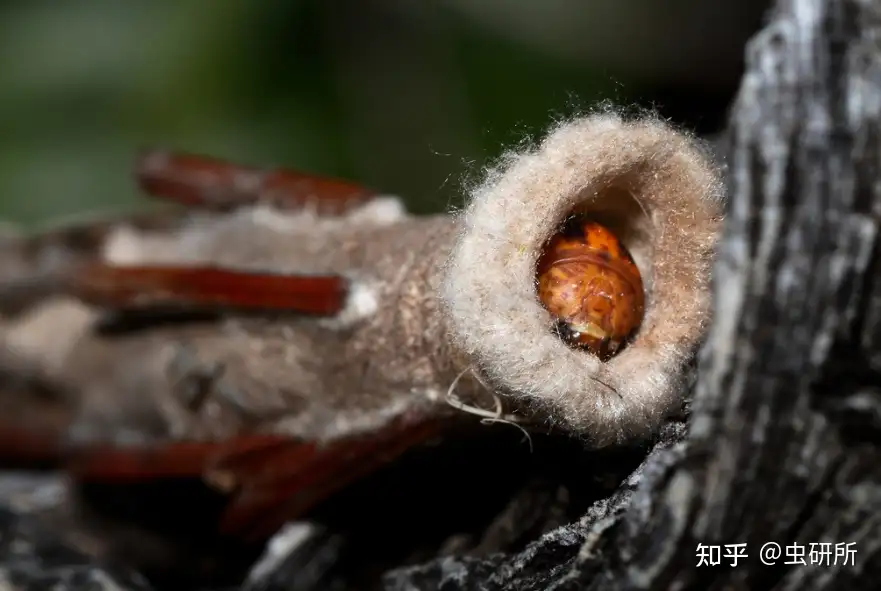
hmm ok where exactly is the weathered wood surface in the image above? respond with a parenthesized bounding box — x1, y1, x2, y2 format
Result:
(2, 0, 880, 589)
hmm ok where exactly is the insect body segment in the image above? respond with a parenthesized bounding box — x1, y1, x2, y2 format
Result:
(536, 219, 645, 359)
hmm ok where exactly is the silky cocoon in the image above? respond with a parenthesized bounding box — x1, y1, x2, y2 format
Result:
(441, 112, 725, 446)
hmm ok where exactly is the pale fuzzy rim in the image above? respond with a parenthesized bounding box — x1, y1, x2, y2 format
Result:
(441, 113, 724, 446)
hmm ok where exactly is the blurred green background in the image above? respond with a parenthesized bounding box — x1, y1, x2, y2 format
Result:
(0, 0, 770, 226)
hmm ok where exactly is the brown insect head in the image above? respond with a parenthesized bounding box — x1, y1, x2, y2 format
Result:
(536, 217, 645, 360)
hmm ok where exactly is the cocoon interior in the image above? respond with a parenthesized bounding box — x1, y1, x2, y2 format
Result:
(441, 112, 725, 446)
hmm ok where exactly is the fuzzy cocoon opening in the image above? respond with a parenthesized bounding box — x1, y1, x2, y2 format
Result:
(441, 113, 724, 446)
